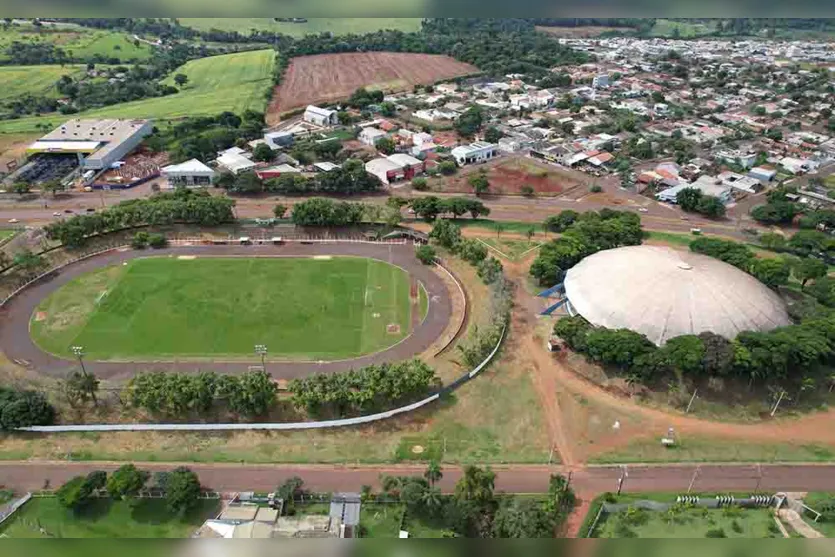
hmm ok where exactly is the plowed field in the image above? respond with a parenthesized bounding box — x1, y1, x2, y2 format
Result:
(268, 52, 478, 123)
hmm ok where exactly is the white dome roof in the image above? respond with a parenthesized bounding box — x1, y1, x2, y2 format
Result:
(563, 245, 791, 346)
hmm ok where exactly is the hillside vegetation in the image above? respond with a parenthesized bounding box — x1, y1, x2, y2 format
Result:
(0, 49, 276, 133)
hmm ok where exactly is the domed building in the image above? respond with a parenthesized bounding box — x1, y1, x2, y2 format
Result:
(562, 245, 791, 346)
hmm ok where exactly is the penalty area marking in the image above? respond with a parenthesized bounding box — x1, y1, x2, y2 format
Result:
(313, 255, 332, 260)
(95, 290, 109, 305)
(177, 255, 197, 260)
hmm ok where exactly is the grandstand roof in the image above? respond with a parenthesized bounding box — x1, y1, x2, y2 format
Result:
(27, 140, 101, 153)
(563, 245, 791, 346)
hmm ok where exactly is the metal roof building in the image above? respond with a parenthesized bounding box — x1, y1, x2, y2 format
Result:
(563, 245, 791, 346)
(30, 119, 152, 170)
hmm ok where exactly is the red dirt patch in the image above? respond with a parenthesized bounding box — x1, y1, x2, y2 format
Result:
(439, 157, 583, 196)
(387, 324, 401, 335)
(267, 52, 479, 123)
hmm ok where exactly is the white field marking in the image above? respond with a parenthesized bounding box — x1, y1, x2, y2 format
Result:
(95, 290, 108, 305)
(177, 255, 197, 260)
(476, 238, 512, 260)
(313, 255, 332, 260)
(517, 242, 543, 258)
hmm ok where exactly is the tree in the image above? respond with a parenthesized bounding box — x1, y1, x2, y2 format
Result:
(429, 218, 462, 249)
(750, 257, 791, 289)
(751, 202, 797, 225)
(380, 101, 396, 117)
(454, 106, 484, 138)
(424, 460, 443, 488)
(41, 179, 63, 197)
(411, 177, 428, 191)
(273, 204, 288, 218)
(696, 196, 726, 218)
(64, 369, 99, 407)
(544, 210, 578, 233)
(165, 467, 202, 516)
(148, 233, 168, 249)
(454, 465, 495, 507)
(676, 187, 703, 212)
(759, 232, 787, 251)
(376, 137, 395, 155)
(477, 257, 503, 285)
(794, 257, 828, 288)
(484, 126, 503, 143)
(0, 388, 55, 430)
(416, 245, 436, 265)
(106, 464, 150, 500)
(662, 335, 705, 375)
(10, 182, 30, 196)
(173, 73, 188, 87)
(439, 161, 457, 175)
(585, 328, 655, 370)
(469, 173, 490, 196)
(493, 497, 556, 538)
(458, 238, 488, 264)
(57, 471, 106, 511)
(13, 250, 45, 274)
(276, 476, 306, 515)
(252, 143, 274, 162)
(411, 196, 443, 221)
(131, 231, 150, 249)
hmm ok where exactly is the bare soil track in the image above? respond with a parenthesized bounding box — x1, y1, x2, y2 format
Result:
(267, 52, 478, 123)
(0, 243, 452, 382)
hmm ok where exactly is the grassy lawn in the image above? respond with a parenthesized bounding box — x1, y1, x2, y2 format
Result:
(590, 436, 835, 464)
(179, 18, 422, 36)
(0, 229, 18, 242)
(0, 27, 150, 63)
(478, 238, 541, 261)
(799, 493, 835, 537)
(31, 256, 411, 361)
(594, 504, 779, 538)
(0, 497, 218, 538)
(0, 65, 86, 101)
(358, 503, 451, 538)
(0, 49, 276, 134)
(645, 230, 701, 248)
(441, 218, 544, 236)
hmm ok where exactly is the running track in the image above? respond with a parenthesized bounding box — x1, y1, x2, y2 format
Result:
(2, 462, 835, 495)
(0, 243, 453, 381)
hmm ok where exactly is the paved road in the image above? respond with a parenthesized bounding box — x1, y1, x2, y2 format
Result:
(0, 243, 453, 381)
(2, 462, 834, 495)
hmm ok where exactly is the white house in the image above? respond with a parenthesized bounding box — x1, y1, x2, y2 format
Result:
(359, 127, 388, 146)
(161, 159, 215, 188)
(656, 176, 733, 204)
(451, 142, 498, 166)
(216, 152, 256, 175)
(365, 158, 404, 185)
(303, 105, 338, 127)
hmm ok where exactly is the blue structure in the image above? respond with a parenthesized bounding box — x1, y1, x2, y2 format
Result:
(540, 298, 568, 316)
(537, 283, 564, 298)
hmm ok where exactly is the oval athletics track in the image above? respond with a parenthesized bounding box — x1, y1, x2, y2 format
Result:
(0, 243, 454, 381)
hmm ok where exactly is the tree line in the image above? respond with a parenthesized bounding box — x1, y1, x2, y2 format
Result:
(408, 196, 490, 221)
(289, 360, 439, 419)
(690, 237, 793, 289)
(216, 159, 382, 196)
(56, 464, 203, 517)
(377, 463, 575, 538)
(675, 187, 726, 219)
(125, 370, 277, 419)
(530, 210, 644, 286)
(146, 111, 265, 163)
(44, 189, 236, 248)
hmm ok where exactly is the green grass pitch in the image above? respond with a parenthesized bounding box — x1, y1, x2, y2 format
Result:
(31, 256, 413, 361)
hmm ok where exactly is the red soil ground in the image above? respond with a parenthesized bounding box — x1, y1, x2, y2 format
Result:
(267, 52, 479, 123)
(440, 157, 584, 196)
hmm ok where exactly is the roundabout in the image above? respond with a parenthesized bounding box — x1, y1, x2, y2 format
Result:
(0, 242, 454, 381)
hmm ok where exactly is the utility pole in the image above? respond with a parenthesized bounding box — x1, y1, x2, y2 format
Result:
(616, 465, 628, 496)
(255, 344, 267, 373)
(755, 463, 763, 493)
(687, 466, 701, 494)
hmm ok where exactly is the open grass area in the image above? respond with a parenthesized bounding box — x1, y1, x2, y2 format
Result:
(0, 49, 276, 134)
(0, 65, 86, 101)
(31, 256, 411, 361)
(0, 27, 151, 63)
(478, 238, 541, 261)
(0, 229, 18, 241)
(590, 436, 835, 464)
(180, 18, 422, 36)
(359, 503, 456, 537)
(650, 19, 716, 37)
(645, 230, 702, 248)
(593, 503, 779, 538)
(0, 497, 218, 538)
(799, 493, 835, 537)
(440, 218, 545, 236)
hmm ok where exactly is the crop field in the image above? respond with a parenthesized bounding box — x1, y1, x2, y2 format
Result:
(650, 19, 717, 37)
(31, 256, 412, 361)
(0, 497, 218, 538)
(0, 49, 276, 134)
(180, 18, 422, 36)
(268, 52, 478, 118)
(0, 65, 86, 102)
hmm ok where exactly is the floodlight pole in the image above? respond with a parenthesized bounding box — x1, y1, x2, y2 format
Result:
(255, 344, 268, 373)
(71, 346, 88, 378)
(616, 465, 628, 496)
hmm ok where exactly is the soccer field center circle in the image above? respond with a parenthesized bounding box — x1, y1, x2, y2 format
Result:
(0, 243, 455, 380)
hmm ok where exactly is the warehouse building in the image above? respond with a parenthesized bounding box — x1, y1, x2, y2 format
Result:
(304, 105, 338, 127)
(28, 119, 153, 171)
(365, 154, 424, 185)
(451, 141, 498, 166)
(562, 245, 790, 346)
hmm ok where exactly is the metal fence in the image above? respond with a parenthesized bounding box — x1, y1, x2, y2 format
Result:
(0, 493, 31, 528)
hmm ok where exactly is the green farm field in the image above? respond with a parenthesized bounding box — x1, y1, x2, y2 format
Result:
(0, 497, 218, 538)
(0, 49, 276, 134)
(0, 65, 86, 102)
(31, 256, 412, 361)
(180, 18, 422, 36)
(0, 27, 152, 62)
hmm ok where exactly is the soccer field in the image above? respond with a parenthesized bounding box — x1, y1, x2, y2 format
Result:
(31, 256, 413, 361)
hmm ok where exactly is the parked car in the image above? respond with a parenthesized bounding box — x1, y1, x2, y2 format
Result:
(8, 218, 19, 224)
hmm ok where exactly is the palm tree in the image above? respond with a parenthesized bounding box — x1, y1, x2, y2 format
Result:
(424, 460, 443, 488)
(420, 487, 444, 517)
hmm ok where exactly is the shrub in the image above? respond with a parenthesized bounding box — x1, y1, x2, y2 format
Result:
(412, 177, 429, 191)
(705, 528, 727, 538)
(148, 233, 168, 249)
(439, 161, 457, 175)
(521, 184, 535, 197)
(416, 245, 437, 265)
(589, 184, 603, 193)
(131, 231, 150, 249)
